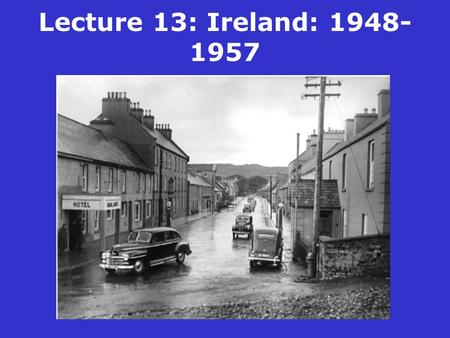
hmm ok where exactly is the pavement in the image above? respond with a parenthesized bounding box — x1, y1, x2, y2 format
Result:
(58, 211, 215, 273)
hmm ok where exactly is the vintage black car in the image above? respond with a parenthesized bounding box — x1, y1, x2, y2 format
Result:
(232, 214, 253, 239)
(99, 227, 192, 274)
(243, 204, 252, 213)
(248, 227, 283, 269)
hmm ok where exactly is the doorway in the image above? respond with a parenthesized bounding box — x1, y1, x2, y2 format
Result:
(128, 201, 133, 232)
(68, 210, 82, 252)
(318, 210, 333, 237)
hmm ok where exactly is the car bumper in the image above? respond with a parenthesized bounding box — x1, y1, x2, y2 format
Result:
(248, 256, 281, 263)
(99, 263, 134, 271)
(233, 230, 251, 235)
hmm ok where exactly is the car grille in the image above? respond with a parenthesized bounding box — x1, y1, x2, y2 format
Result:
(105, 256, 125, 265)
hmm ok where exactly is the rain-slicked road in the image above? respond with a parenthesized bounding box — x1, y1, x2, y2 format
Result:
(58, 197, 310, 319)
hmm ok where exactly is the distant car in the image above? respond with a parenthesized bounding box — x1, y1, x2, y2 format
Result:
(233, 214, 253, 239)
(243, 204, 252, 213)
(99, 227, 192, 275)
(248, 227, 283, 269)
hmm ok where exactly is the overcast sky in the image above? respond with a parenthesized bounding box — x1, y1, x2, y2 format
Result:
(57, 76, 389, 167)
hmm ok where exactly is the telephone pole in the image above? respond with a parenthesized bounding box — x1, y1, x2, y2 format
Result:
(303, 76, 341, 278)
(294, 132, 300, 255)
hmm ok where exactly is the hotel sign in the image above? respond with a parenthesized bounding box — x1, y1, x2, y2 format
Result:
(62, 195, 121, 211)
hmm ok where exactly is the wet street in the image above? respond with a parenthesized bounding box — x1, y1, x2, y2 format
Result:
(58, 197, 312, 319)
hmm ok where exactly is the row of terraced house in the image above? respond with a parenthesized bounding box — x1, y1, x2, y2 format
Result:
(272, 89, 390, 265)
(58, 92, 226, 253)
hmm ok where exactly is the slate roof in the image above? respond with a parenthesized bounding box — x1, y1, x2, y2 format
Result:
(188, 172, 211, 187)
(323, 113, 390, 161)
(58, 115, 150, 171)
(141, 125, 188, 159)
(289, 179, 340, 208)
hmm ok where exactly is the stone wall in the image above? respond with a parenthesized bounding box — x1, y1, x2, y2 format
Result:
(318, 234, 389, 279)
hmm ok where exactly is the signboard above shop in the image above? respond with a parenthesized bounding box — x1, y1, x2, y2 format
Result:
(62, 195, 121, 211)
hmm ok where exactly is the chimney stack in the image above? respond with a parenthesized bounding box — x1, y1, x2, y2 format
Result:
(344, 118, 355, 141)
(377, 89, 390, 117)
(156, 123, 173, 140)
(143, 109, 155, 130)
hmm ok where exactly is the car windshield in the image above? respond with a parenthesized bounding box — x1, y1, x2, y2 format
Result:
(128, 231, 151, 243)
(257, 234, 275, 240)
(237, 216, 249, 222)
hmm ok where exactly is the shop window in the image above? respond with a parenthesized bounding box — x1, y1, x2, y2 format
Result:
(146, 200, 151, 218)
(94, 211, 99, 234)
(81, 210, 88, 235)
(134, 201, 141, 221)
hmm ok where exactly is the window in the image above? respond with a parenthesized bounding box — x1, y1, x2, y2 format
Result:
(134, 201, 141, 221)
(106, 209, 113, 220)
(342, 209, 347, 238)
(143, 174, 147, 192)
(81, 210, 88, 235)
(95, 166, 101, 192)
(82, 164, 88, 192)
(136, 173, 140, 193)
(94, 210, 99, 234)
(164, 176, 167, 192)
(146, 200, 151, 218)
(342, 153, 347, 190)
(328, 161, 332, 180)
(155, 173, 159, 192)
(362, 214, 368, 236)
(121, 201, 127, 217)
(367, 140, 375, 189)
(121, 170, 126, 193)
(149, 175, 153, 193)
(108, 168, 113, 192)
(155, 148, 159, 166)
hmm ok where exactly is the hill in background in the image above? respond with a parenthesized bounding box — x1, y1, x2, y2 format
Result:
(209, 163, 288, 178)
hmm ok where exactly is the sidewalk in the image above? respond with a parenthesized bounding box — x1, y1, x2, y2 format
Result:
(58, 212, 214, 274)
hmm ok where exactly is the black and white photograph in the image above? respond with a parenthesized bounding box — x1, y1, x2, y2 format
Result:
(57, 76, 390, 319)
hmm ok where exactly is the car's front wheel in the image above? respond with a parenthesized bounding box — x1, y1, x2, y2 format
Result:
(133, 260, 145, 274)
(176, 251, 185, 264)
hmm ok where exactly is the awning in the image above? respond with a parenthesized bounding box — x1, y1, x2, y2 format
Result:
(62, 195, 121, 211)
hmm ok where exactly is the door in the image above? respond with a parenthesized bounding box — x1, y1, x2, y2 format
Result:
(318, 211, 333, 237)
(128, 201, 133, 232)
(149, 232, 165, 262)
(114, 209, 120, 244)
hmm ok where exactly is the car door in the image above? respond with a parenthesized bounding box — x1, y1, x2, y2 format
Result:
(149, 232, 165, 262)
(162, 231, 178, 258)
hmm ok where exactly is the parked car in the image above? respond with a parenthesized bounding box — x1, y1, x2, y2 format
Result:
(99, 227, 192, 275)
(248, 227, 283, 269)
(243, 204, 252, 213)
(233, 214, 253, 239)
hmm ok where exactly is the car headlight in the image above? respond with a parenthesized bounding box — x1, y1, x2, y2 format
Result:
(122, 253, 129, 261)
(101, 252, 110, 259)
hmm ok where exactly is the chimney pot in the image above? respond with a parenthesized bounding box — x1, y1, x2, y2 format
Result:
(371, 108, 376, 114)
(118, 92, 122, 99)
(123, 92, 126, 99)
(137, 102, 140, 109)
(363, 108, 368, 114)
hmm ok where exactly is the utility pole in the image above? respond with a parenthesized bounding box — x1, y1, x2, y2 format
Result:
(294, 132, 300, 256)
(303, 76, 341, 278)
